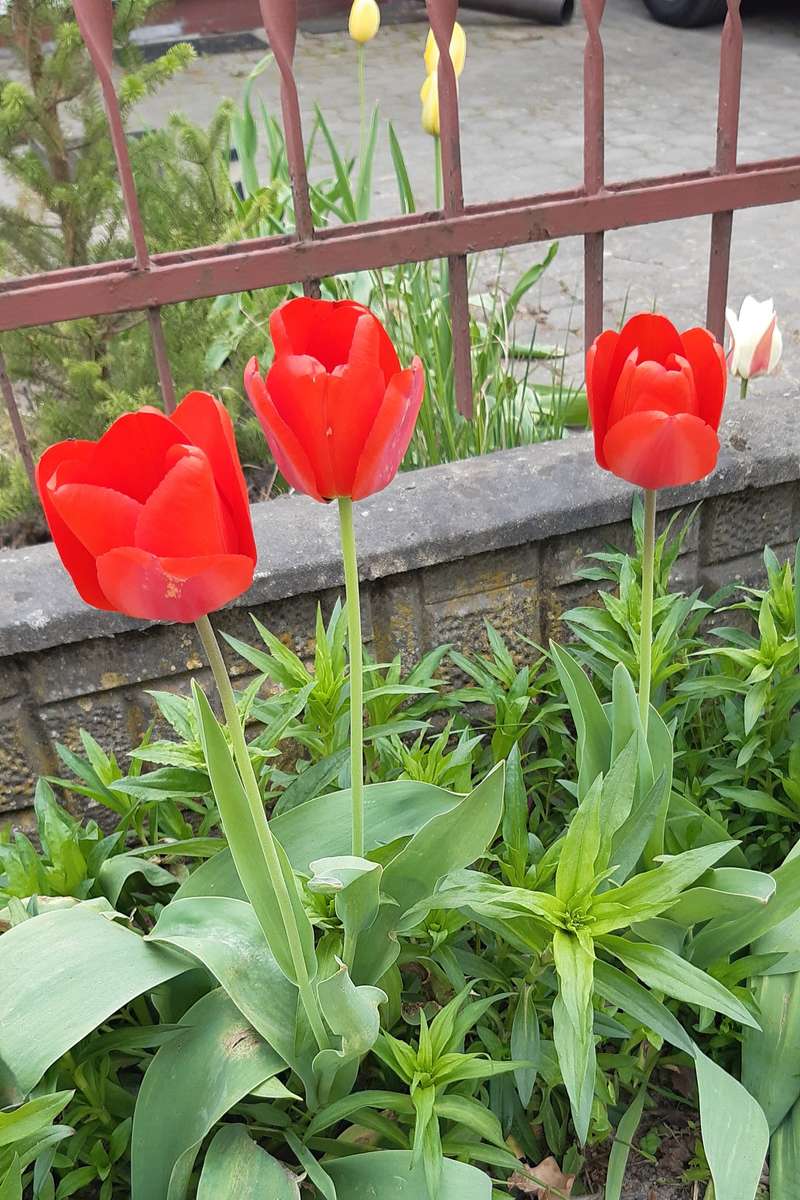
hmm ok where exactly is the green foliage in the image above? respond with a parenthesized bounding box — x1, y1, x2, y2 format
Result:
(2, 520, 799, 1199)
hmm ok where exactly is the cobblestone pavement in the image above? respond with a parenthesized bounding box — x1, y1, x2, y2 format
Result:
(5, 0, 800, 393)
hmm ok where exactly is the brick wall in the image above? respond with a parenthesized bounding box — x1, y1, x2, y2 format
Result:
(1, 390, 798, 824)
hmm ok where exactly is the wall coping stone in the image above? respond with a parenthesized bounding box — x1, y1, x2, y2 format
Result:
(1, 390, 798, 659)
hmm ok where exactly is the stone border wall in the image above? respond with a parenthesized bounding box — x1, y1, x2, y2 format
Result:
(2, 391, 798, 822)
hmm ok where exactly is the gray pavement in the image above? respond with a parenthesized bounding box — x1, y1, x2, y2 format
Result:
(5, 1, 800, 391)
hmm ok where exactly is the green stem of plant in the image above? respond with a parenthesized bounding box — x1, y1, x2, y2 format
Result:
(433, 134, 443, 210)
(740, 376, 749, 400)
(638, 488, 657, 734)
(337, 497, 365, 859)
(194, 614, 329, 1050)
(357, 44, 367, 171)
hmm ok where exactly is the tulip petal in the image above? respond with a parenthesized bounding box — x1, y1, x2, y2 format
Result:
(749, 315, 778, 378)
(352, 359, 425, 501)
(326, 362, 387, 496)
(84, 409, 186, 502)
(245, 357, 323, 502)
(603, 410, 719, 490)
(608, 313, 685, 391)
(36, 440, 113, 610)
(135, 446, 236, 558)
(171, 390, 256, 560)
(96, 548, 255, 623)
(270, 298, 400, 383)
(266, 355, 338, 499)
(680, 327, 728, 431)
(609, 356, 698, 426)
(48, 483, 142, 557)
(586, 329, 619, 468)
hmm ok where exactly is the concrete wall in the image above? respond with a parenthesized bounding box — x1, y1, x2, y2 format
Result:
(1, 391, 798, 824)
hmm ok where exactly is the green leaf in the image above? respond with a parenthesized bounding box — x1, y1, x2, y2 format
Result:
(147, 897, 299, 1073)
(177, 779, 473, 902)
(380, 764, 505, 916)
(308, 856, 382, 965)
(0, 905, 187, 1096)
(691, 852, 800, 967)
(590, 841, 736, 933)
(605, 1074, 650, 1200)
(194, 684, 316, 987)
(770, 1096, 800, 1200)
(556, 772, 603, 903)
(313, 964, 386, 1104)
(609, 770, 668, 885)
(597, 734, 639, 873)
(502, 742, 528, 880)
(196, 1125, 299, 1199)
(743, 970, 800, 1132)
(666, 867, 775, 927)
(285, 1131, 336, 1200)
(0, 1159, 21, 1200)
(307, 1090, 415, 1137)
(552, 930, 595, 1143)
(131, 988, 283, 1200)
(327, 1151, 491, 1198)
(274, 749, 350, 815)
(550, 643, 611, 797)
(97, 855, 177, 906)
(510, 986, 540, 1108)
(0, 1092, 72, 1148)
(598, 936, 758, 1028)
(695, 1051, 768, 1200)
(435, 1094, 505, 1148)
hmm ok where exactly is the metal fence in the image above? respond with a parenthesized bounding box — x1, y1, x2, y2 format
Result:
(1, 0, 799, 491)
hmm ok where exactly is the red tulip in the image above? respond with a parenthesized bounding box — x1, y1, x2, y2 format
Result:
(586, 313, 727, 490)
(244, 298, 424, 502)
(37, 392, 256, 623)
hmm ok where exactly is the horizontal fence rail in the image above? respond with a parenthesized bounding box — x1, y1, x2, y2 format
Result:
(0, 0, 797, 492)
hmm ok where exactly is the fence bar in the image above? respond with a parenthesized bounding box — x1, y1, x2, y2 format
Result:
(1, 156, 796, 334)
(0, 347, 36, 489)
(706, 0, 743, 341)
(427, 0, 473, 418)
(582, 0, 606, 352)
(259, 0, 320, 299)
(72, 0, 176, 411)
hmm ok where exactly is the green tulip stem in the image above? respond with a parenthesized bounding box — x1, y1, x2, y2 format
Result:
(357, 43, 367, 171)
(194, 614, 328, 1051)
(638, 488, 657, 734)
(337, 497, 365, 859)
(740, 376, 749, 400)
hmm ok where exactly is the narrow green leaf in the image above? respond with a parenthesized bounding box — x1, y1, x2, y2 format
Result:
(550, 643, 612, 796)
(0, 1092, 73, 1148)
(556, 772, 603, 903)
(605, 1074, 650, 1200)
(510, 986, 540, 1108)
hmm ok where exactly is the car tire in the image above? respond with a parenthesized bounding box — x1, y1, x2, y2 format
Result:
(642, 0, 729, 26)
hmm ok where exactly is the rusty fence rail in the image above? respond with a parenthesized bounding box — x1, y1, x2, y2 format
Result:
(1, 0, 798, 490)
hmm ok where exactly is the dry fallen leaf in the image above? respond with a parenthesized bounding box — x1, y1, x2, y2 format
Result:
(510, 1155, 576, 1199)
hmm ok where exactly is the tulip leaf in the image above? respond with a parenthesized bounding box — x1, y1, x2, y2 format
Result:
(196, 1125, 300, 1200)
(327, 1150, 492, 1199)
(312, 963, 387, 1105)
(147, 897, 299, 1072)
(307, 856, 382, 966)
(0, 904, 188, 1096)
(131, 987, 284, 1200)
(176, 778, 471, 903)
(193, 683, 317, 987)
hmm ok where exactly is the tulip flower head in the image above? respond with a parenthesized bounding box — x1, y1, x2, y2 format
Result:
(586, 312, 727, 490)
(348, 0, 380, 44)
(420, 73, 440, 137)
(423, 22, 467, 77)
(245, 298, 424, 504)
(37, 393, 257, 622)
(726, 295, 782, 383)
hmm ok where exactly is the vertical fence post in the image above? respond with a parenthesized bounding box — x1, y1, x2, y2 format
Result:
(706, 0, 743, 342)
(72, 0, 176, 412)
(426, 0, 473, 419)
(0, 346, 36, 489)
(582, 0, 606, 353)
(259, 0, 320, 299)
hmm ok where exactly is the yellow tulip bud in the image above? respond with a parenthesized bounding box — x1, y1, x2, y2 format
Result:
(421, 75, 440, 137)
(349, 0, 380, 45)
(423, 21, 466, 78)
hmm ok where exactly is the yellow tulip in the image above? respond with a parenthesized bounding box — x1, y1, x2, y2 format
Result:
(421, 75, 440, 137)
(423, 21, 466, 78)
(348, 0, 380, 45)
